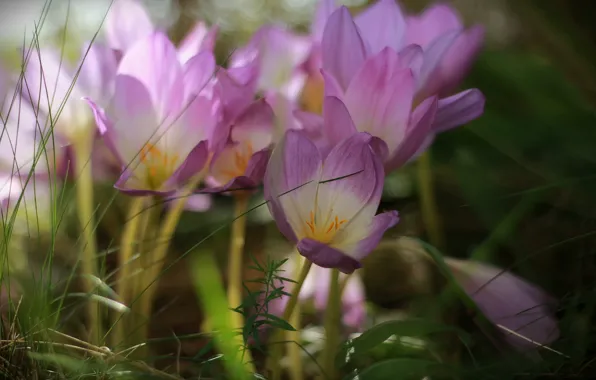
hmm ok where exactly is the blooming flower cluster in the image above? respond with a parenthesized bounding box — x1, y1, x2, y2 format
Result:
(0, 0, 557, 352)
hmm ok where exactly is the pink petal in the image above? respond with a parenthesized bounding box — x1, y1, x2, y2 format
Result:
(178, 22, 218, 64)
(297, 238, 362, 274)
(184, 194, 212, 212)
(312, 0, 339, 42)
(433, 25, 485, 96)
(322, 7, 369, 91)
(322, 96, 357, 150)
(386, 96, 437, 171)
(117, 31, 184, 123)
(105, 0, 154, 51)
(318, 132, 384, 221)
(353, 211, 399, 261)
(405, 4, 462, 48)
(344, 49, 415, 154)
(447, 258, 560, 350)
(416, 30, 460, 97)
(182, 51, 216, 101)
(321, 69, 343, 98)
(265, 130, 322, 243)
(167, 140, 209, 185)
(354, 0, 406, 55)
(434, 89, 485, 132)
(76, 42, 118, 103)
(22, 48, 74, 118)
(342, 274, 368, 330)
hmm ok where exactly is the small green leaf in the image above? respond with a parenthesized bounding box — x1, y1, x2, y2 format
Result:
(337, 318, 470, 366)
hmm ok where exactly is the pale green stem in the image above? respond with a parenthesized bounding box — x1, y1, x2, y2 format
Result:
(73, 136, 101, 345)
(320, 269, 341, 380)
(287, 255, 304, 380)
(227, 192, 251, 366)
(112, 197, 146, 349)
(268, 259, 313, 380)
(417, 150, 445, 250)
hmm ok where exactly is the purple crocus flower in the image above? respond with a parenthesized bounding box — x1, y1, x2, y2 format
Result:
(321, 47, 439, 172)
(87, 31, 219, 195)
(446, 258, 560, 351)
(230, 25, 311, 102)
(105, 0, 218, 63)
(265, 130, 398, 274)
(322, 3, 485, 135)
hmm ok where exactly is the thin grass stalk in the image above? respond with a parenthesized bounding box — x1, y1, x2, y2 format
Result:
(227, 192, 251, 360)
(111, 197, 146, 349)
(417, 150, 445, 250)
(72, 135, 101, 345)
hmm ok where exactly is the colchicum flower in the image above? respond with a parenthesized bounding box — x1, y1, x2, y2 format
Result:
(265, 130, 398, 274)
(105, 0, 217, 63)
(203, 62, 275, 193)
(87, 31, 219, 195)
(446, 258, 560, 350)
(318, 1, 485, 149)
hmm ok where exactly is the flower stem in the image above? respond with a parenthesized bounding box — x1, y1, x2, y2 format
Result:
(417, 150, 445, 250)
(73, 137, 101, 345)
(227, 193, 250, 340)
(321, 269, 341, 380)
(112, 197, 146, 349)
(268, 259, 313, 380)
(287, 255, 304, 380)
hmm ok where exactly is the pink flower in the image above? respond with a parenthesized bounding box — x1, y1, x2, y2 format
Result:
(86, 31, 219, 195)
(322, 3, 485, 135)
(230, 26, 311, 102)
(105, 0, 218, 62)
(204, 98, 274, 193)
(265, 130, 398, 274)
(321, 47, 439, 172)
(446, 258, 560, 351)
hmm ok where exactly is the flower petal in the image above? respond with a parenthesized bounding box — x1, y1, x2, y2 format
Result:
(416, 30, 460, 97)
(178, 22, 218, 64)
(447, 258, 560, 350)
(297, 238, 362, 274)
(166, 140, 209, 186)
(182, 51, 216, 101)
(322, 7, 368, 91)
(117, 31, 184, 122)
(265, 130, 322, 243)
(353, 211, 399, 261)
(76, 42, 118, 103)
(312, 0, 338, 42)
(322, 95, 357, 150)
(105, 0, 154, 51)
(344, 49, 415, 155)
(354, 0, 406, 55)
(317, 132, 384, 245)
(433, 89, 485, 132)
(434, 25, 485, 95)
(405, 4, 462, 47)
(386, 96, 437, 171)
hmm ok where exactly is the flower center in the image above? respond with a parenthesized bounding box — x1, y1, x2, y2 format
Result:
(304, 210, 348, 244)
(139, 142, 179, 189)
(221, 141, 254, 180)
